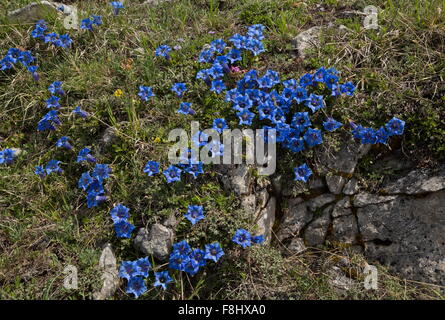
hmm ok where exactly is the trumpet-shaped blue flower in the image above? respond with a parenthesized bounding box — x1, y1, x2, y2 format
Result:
(0, 149, 16, 164)
(210, 79, 226, 94)
(119, 261, 139, 280)
(136, 257, 152, 278)
(143, 161, 160, 176)
(177, 102, 196, 115)
(305, 94, 324, 113)
(153, 271, 173, 290)
(76, 148, 96, 163)
(45, 95, 60, 109)
(291, 112, 311, 130)
(45, 159, 63, 174)
(204, 242, 224, 262)
(173, 240, 192, 255)
(138, 86, 154, 101)
(323, 117, 343, 132)
(155, 45, 171, 59)
(55, 136, 72, 150)
(73, 106, 88, 118)
(92, 164, 111, 182)
(126, 276, 146, 298)
(294, 163, 312, 182)
(184, 205, 205, 225)
(110, 204, 130, 223)
(114, 220, 135, 238)
(78, 172, 93, 190)
(303, 128, 323, 147)
(232, 228, 252, 248)
(48, 81, 64, 95)
(163, 165, 182, 183)
(171, 83, 187, 97)
(385, 117, 405, 136)
(190, 249, 206, 267)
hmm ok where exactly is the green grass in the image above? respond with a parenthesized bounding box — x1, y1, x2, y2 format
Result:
(0, 0, 444, 299)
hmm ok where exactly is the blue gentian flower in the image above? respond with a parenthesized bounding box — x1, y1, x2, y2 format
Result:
(283, 79, 299, 90)
(143, 161, 160, 176)
(76, 148, 97, 163)
(303, 128, 323, 147)
(31, 25, 46, 39)
(184, 259, 200, 276)
(92, 164, 111, 182)
(286, 137, 305, 153)
(173, 240, 192, 255)
(184, 205, 205, 225)
(169, 252, 189, 271)
(385, 117, 405, 136)
(48, 81, 64, 96)
(204, 242, 224, 262)
(276, 123, 290, 143)
(34, 165, 46, 178)
(28, 65, 39, 81)
(252, 235, 265, 244)
(210, 79, 226, 94)
(258, 103, 274, 121)
(0, 149, 15, 164)
(126, 276, 147, 298)
(299, 73, 313, 87)
(265, 70, 280, 85)
(323, 117, 343, 132)
(44, 32, 59, 44)
(18, 51, 34, 66)
(226, 49, 241, 63)
(258, 76, 273, 89)
(294, 87, 308, 104)
(177, 102, 196, 115)
(233, 95, 253, 111)
(208, 64, 224, 79)
(375, 126, 389, 144)
(153, 271, 173, 290)
(55, 136, 72, 150)
(237, 108, 255, 126)
(55, 34, 72, 48)
(110, 1, 124, 15)
(294, 163, 312, 182)
(184, 162, 204, 179)
(359, 127, 378, 144)
(91, 15, 103, 26)
(163, 165, 182, 183)
(37, 110, 60, 131)
(138, 86, 155, 101)
(86, 193, 108, 208)
(87, 179, 105, 196)
(7, 48, 22, 63)
(110, 204, 130, 223)
(245, 38, 265, 56)
(135, 257, 152, 278)
(340, 81, 356, 96)
(305, 94, 324, 113)
(229, 33, 246, 49)
(324, 73, 339, 90)
(155, 45, 172, 60)
(80, 18, 94, 31)
(210, 39, 226, 53)
(271, 108, 286, 125)
(45, 159, 63, 175)
(171, 83, 187, 97)
(281, 87, 295, 101)
(114, 220, 135, 238)
(1, 56, 14, 70)
(212, 118, 229, 134)
(78, 172, 94, 190)
(45, 95, 61, 109)
(232, 228, 252, 248)
(73, 106, 88, 118)
(313, 67, 327, 83)
(119, 261, 139, 280)
(190, 249, 206, 267)
(198, 49, 215, 63)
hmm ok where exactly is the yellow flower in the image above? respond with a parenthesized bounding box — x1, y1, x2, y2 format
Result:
(154, 137, 161, 143)
(114, 89, 123, 97)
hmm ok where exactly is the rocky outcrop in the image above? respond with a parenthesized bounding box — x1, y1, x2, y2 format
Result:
(7, 1, 76, 24)
(133, 223, 174, 260)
